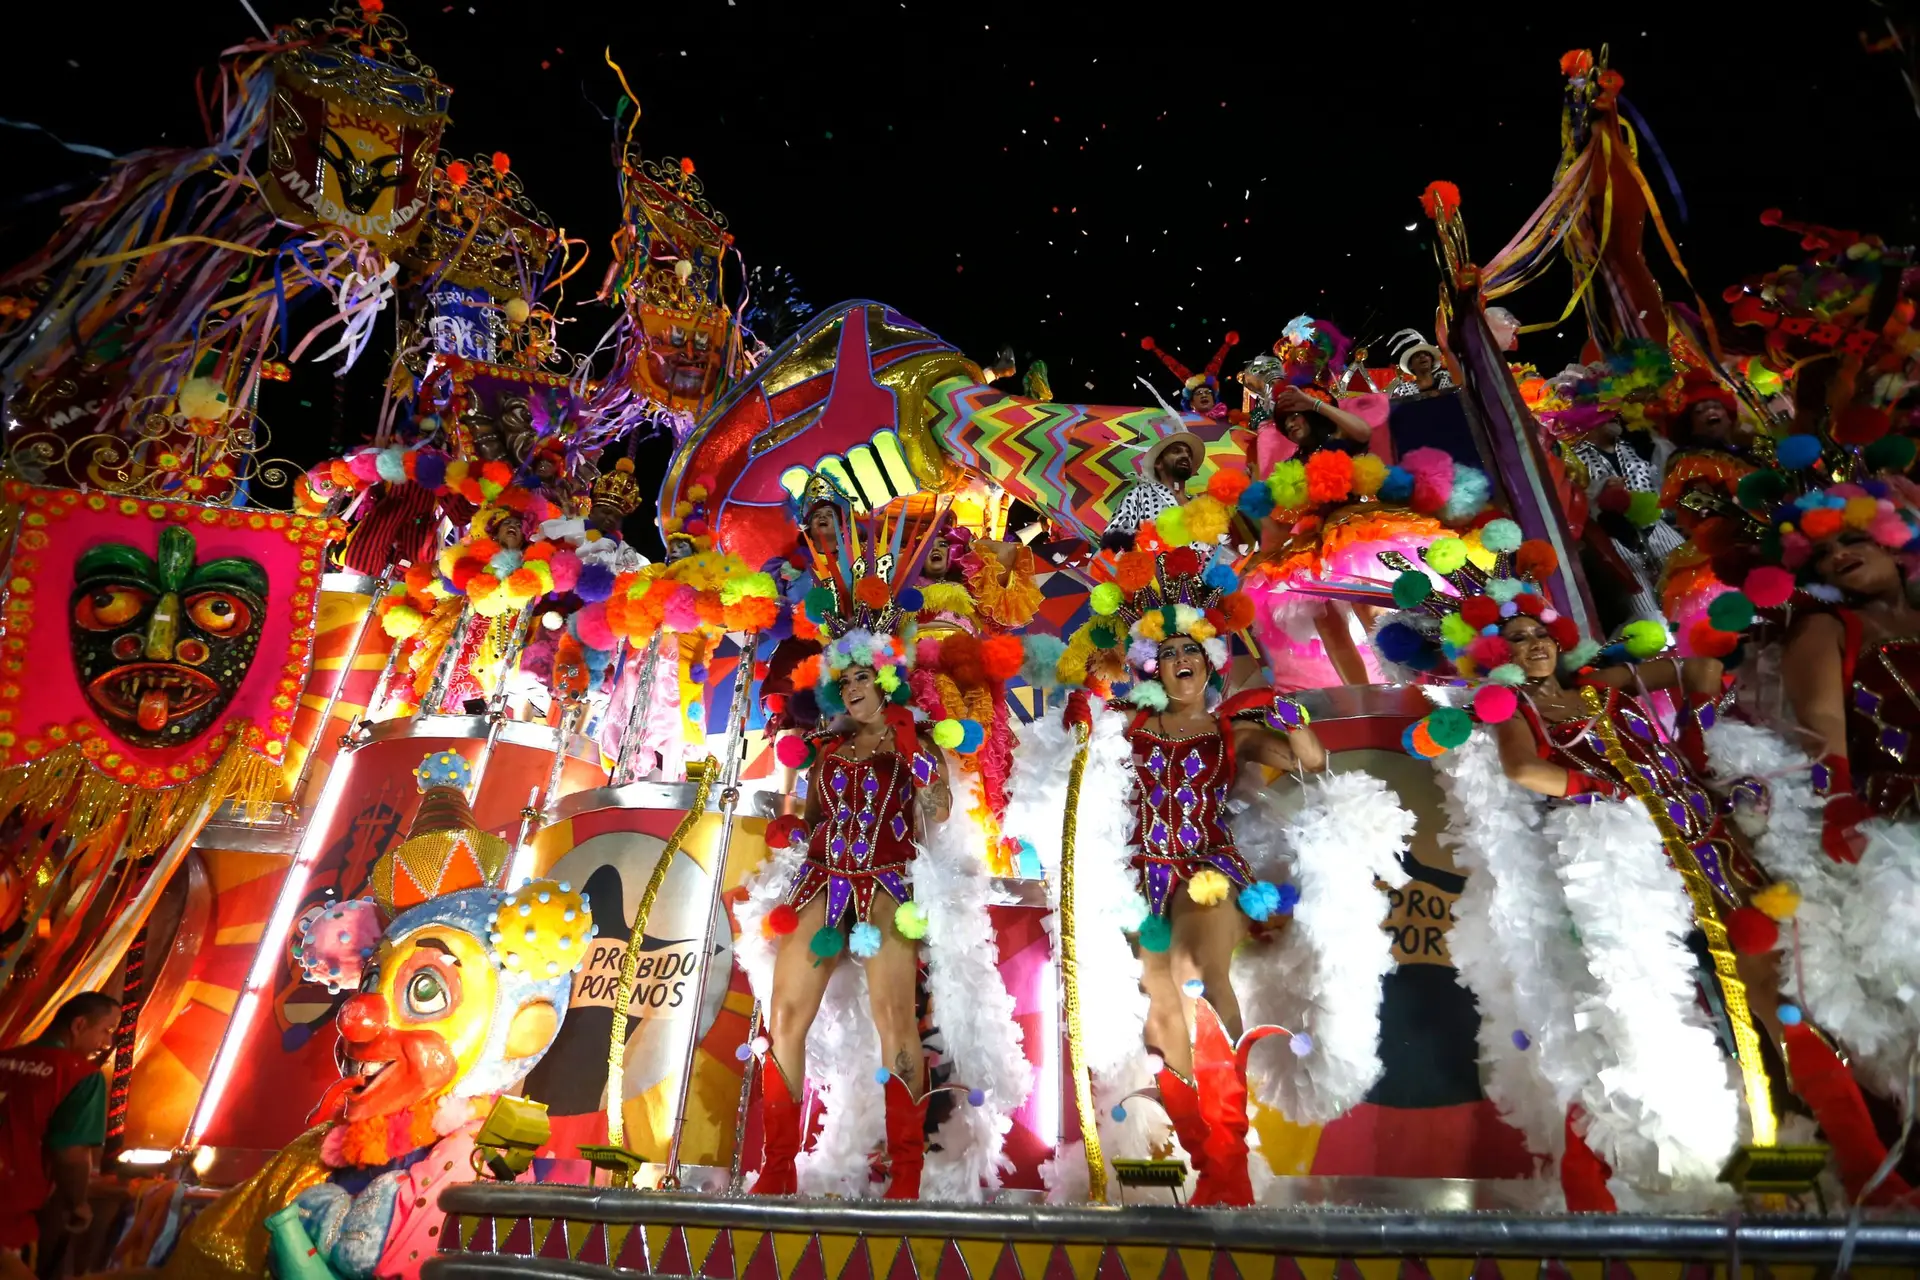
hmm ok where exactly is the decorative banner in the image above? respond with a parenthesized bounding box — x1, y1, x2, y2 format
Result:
(0, 483, 344, 855)
(262, 33, 450, 253)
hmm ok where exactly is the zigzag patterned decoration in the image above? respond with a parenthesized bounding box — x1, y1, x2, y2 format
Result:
(928, 377, 1248, 543)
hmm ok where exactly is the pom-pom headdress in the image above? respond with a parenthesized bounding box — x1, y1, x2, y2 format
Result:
(798, 499, 947, 712)
(1098, 546, 1250, 680)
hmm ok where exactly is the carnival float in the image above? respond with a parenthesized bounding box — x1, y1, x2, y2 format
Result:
(0, 6, 1916, 1277)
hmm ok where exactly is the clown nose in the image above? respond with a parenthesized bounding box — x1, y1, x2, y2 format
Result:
(338, 993, 389, 1044)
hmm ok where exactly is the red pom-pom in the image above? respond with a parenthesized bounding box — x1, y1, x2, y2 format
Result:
(1140, 336, 1157, 351)
(1467, 635, 1514, 668)
(1726, 906, 1779, 955)
(450, 557, 483, 589)
(491, 151, 512, 176)
(981, 634, 1025, 683)
(1460, 597, 1501, 629)
(1513, 593, 1547, 619)
(765, 815, 807, 852)
(854, 575, 892, 607)
(1686, 618, 1740, 659)
(680, 156, 696, 175)
(1474, 684, 1519, 724)
(774, 734, 812, 769)
(768, 904, 800, 935)
(1800, 508, 1843, 540)
(1207, 469, 1252, 503)
(1834, 405, 1891, 445)
(1218, 593, 1256, 633)
(445, 160, 470, 187)
(1546, 616, 1580, 650)
(1514, 541, 1559, 583)
(1224, 330, 1241, 345)
(1162, 548, 1202, 578)
(1596, 483, 1631, 515)
(1743, 566, 1796, 609)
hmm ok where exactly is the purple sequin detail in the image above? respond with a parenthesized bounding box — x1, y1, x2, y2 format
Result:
(1855, 687, 1884, 716)
(1205, 852, 1250, 884)
(831, 834, 848, 855)
(891, 813, 907, 841)
(911, 754, 935, 786)
(1175, 785, 1196, 807)
(1148, 785, 1166, 806)
(826, 876, 853, 927)
(1147, 747, 1166, 774)
(1177, 821, 1200, 848)
(852, 839, 870, 860)
(1883, 727, 1911, 757)
(875, 870, 910, 907)
(1181, 752, 1205, 779)
(1624, 712, 1652, 740)
(1692, 842, 1735, 900)
(1148, 818, 1169, 846)
(831, 769, 848, 794)
(1697, 702, 1717, 729)
(1811, 762, 1831, 793)
(1146, 862, 1174, 917)
(862, 773, 879, 794)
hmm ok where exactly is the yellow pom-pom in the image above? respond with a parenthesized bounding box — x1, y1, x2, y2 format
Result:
(1426, 537, 1468, 575)
(381, 602, 424, 639)
(1137, 611, 1166, 641)
(1156, 504, 1192, 547)
(1187, 869, 1231, 907)
(1843, 497, 1879, 530)
(1350, 454, 1388, 497)
(1752, 881, 1800, 921)
(1184, 495, 1229, 545)
(490, 880, 592, 979)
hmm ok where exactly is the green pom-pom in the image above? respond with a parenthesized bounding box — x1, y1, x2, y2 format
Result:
(804, 586, 837, 623)
(1425, 707, 1473, 749)
(893, 900, 929, 940)
(1090, 581, 1123, 616)
(1440, 613, 1476, 648)
(1488, 663, 1527, 686)
(1486, 577, 1524, 603)
(1089, 621, 1119, 649)
(932, 718, 964, 749)
(809, 926, 845, 959)
(1620, 618, 1669, 659)
(1480, 518, 1523, 553)
(1865, 434, 1918, 474)
(1707, 592, 1755, 633)
(889, 681, 913, 705)
(1426, 537, 1468, 575)
(1625, 491, 1664, 528)
(1268, 460, 1307, 510)
(1138, 914, 1173, 953)
(1561, 639, 1601, 670)
(1391, 571, 1432, 609)
(1735, 470, 1788, 511)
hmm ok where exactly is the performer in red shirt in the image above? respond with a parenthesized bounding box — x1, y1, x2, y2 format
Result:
(0, 991, 117, 1276)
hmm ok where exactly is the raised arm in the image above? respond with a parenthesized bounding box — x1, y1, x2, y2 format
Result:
(1232, 721, 1329, 775)
(1582, 654, 1722, 696)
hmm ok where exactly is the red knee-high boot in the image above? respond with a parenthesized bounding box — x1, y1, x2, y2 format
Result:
(755, 1058, 802, 1195)
(1561, 1107, 1618, 1212)
(1154, 1066, 1214, 1196)
(1783, 1022, 1914, 1204)
(1191, 999, 1255, 1207)
(881, 1072, 929, 1200)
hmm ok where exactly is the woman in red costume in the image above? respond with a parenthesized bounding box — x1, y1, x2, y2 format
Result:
(755, 592, 952, 1199)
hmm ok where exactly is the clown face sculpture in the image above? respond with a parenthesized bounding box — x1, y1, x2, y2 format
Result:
(70, 525, 266, 746)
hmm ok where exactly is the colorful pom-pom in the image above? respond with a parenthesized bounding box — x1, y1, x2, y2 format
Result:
(1778, 1003, 1803, 1026)
(1237, 482, 1276, 521)
(768, 904, 800, 935)
(1742, 566, 1794, 609)
(1392, 571, 1432, 609)
(1375, 621, 1433, 667)
(932, 718, 964, 750)
(1775, 434, 1824, 471)
(1460, 596, 1501, 630)
(1487, 662, 1526, 686)
(1187, 869, 1231, 907)
(1625, 491, 1664, 527)
(1864, 434, 1917, 474)
(1350, 453, 1388, 497)
(1137, 914, 1172, 952)
(809, 926, 845, 959)
(1752, 881, 1800, 921)
(804, 586, 837, 623)
(1620, 619, 1669, 659)
(1378, 466, 1415, 503)
(1439, 613, 1476, 648)
(1155, 504, 1192, 548)
(775, 735, 813, 769)
(1426, 537, 1468, 574)
(893, 900, 929, 940)
(1707, 592, 1755, 634)
(1090, 582, 1123, 615)
(1725, 905, 1779, 955)
(1208, 469, 1251, 503)
(1514, 540, 1559, 583)
(1402, 722, 1444, 758)
(955, 719, 986, 754)
(849, 922, 883, 958)
(1474, 684, 1519, 723)
(1425, 707, 1473, 749)
(1467, 635, 1514, 669)
(1238, 881, 1283, 922)
(854, 576, 891, 608)
(1479, 518, 1523, 553)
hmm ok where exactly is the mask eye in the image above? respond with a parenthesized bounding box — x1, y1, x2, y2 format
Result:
(404, 968, 449, 1017)
(185, 590, 253, 635)
(74, 585, 153, 631)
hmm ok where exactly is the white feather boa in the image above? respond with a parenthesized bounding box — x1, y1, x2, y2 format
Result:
(1004, 700, 1162, 1202)
(1232, 766, 1410, 1126)
(734, 759, 1031, 1199)
(1436, 730, 1741, 1200)
(1706, 720, 1920, 1103)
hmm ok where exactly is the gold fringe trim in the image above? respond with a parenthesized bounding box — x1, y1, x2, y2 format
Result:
(1059, 723, 1107, 1202)
(0, 738, 282, 859)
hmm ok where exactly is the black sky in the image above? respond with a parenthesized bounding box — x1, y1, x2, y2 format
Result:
(3, 1, 1916, 546)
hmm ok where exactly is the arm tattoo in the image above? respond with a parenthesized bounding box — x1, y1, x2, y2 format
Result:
(919, 775, 950, 821)
(894, 1048, 917, 1081)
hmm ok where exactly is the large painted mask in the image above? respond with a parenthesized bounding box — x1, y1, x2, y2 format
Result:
(70, 525, 267, 746)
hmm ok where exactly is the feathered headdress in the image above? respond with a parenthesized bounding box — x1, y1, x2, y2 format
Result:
(791, 502, 941, 715)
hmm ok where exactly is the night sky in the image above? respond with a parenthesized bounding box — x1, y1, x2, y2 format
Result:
(3, 1, 1915, 548)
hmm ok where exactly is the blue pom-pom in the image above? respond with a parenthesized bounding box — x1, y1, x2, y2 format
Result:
(735, 1042, 754, 1062)
(849, 921, 883, 958)
(1778, 1003, 1803, 1026)
(1238, 881, 1282, 922)
(1442, 465, 1491, 523)
(1511, 1029, 1531, 1050)
(1276, 882, 1301, 914)
(875, 1067, 893, 1084)
(1203, 563, 1240, 593)
(967, 1088, 987, 1107)
(576, 562, 616, 603)
(1776, 435, 1823, 471)
(1021, 634, 1067, 691)
(1375, 621, 1431, 667)
(956, 719, 986, 754)
(895, 586, 924, 611)
(1237, 482, 1276, 520)
(1379, 466, 1415, 503)
(689, 663, 708, 684)
(1110, 1104, 1128, 1121)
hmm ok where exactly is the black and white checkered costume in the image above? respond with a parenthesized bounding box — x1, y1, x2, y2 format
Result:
(1568, 432, 1685, 622)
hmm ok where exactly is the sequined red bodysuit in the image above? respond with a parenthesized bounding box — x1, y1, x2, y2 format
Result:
(785, 745, 936, 925)
(1836, 609, 1920, 817)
